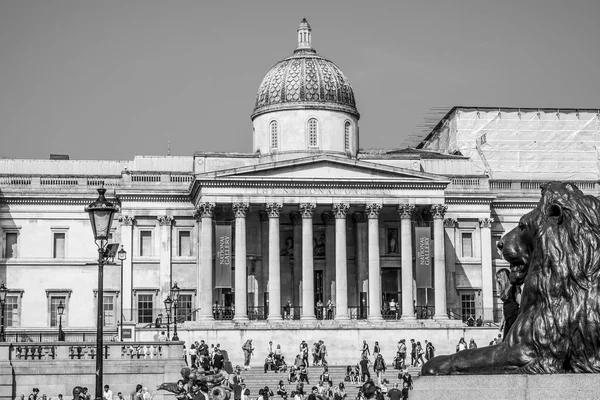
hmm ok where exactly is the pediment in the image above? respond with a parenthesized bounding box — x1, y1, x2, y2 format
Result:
(204, 155, 446, 182)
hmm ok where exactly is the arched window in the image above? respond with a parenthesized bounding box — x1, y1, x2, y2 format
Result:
(308, 118, 318, 148)
(344, 121, 351, 152)
(270, 120, 278, 149)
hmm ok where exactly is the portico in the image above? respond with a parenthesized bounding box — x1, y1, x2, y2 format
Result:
(189, 154, 451, 323)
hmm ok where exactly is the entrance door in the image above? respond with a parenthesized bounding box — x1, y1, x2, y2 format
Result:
(359, 292, 367, 319)
(314, 271, 323, 318)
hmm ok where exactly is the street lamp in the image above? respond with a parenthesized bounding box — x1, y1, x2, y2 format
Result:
(170, 283, 180, 341)
(0, 282, 8, 342)
(117, 246, 127, 341)
(57, 300, 65, 341)
(85, 188, 119, 400)
(163, 295, 172, 340)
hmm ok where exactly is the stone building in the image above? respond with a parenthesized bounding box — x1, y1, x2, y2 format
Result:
(1, 20, 599, 348)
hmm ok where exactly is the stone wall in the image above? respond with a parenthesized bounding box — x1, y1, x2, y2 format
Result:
(0, 342, 185, 400)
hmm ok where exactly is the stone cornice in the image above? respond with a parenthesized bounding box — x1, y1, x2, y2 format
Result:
(195, 180, 447, 190)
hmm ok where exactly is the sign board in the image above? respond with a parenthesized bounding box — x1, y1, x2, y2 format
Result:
(215, 223, 232, 288)
(415, 226, 432, 288)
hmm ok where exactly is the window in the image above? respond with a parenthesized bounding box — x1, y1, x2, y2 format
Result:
(104, 295, 116, 327)
(492, 234, 503, 260)
(5, 232, 17, 258)
(140, 230, 153, 256)
(344, 121, 351, 152)
(270, 120, 279, 149)
(50, 296, 66, 327)
(6, 295, 19, 327)
(461, 293, 476, 322)
(137, 294, 154, 323)
(177, 293, 194, 321)
(179, 231, 191, 257)
(308, 118, 318, 147)
(462, 232, 473, 257)
(53, 232, 66, 258)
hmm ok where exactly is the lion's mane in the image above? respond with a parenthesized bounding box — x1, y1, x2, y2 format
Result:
(508, 182, 600, 373)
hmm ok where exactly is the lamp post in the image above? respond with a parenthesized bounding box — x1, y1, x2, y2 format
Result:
(85, 188, 118, 400)
(170, 283, 180, 341)
(117, 246, 127, 341)
(57, 300, 65, 341)
(0, 282, 7, 342)
(163, 295, 172, 340)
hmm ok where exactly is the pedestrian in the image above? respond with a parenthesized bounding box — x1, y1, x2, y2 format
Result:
(397, 339, 406, 369)
(409, 339, 416, 367)
(373, 341, 381, 358)
(334, 383, 346, 400)
(189, 344, 198, 369)
(102, 385, 113, 400)
(299, 364, 309, 384)
(242, 339, 254, 370)
(277, 381, 288, 400)
(361, 340, 370, 359)
(469, 338, 478, 349)
(359, 355, 371, 382)
(132, 384, 143, 400)
(415, 342, 425, 367)
(319, 340, 328, 366)
(373, 354, 386, 385)
(425, 340, 435, 361)
(456, 337, 467, 352)
(29, 388, 39, 400)
(386, 383, 401, 400)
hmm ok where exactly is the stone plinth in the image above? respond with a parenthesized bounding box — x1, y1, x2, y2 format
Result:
(411, 374, 600, 400)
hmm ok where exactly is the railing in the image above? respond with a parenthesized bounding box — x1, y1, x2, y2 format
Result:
(446, 307, 502, 325)
(213, 306, 235, 321)
(40, 177, 78, 186)
(315, 306, 335, 320)
(247, 306, 267, 321)
(0, 176, 32, 185)
(447, 308, 462, 320)
(131, 174, 161, 183)
(86, 177, 121, 187)
(3, 330, 118, 343)
(415, 305, 435, 320)
(5, 341, 179, 362)
(381, 308, 400, 320)
(348, 306, 368, 320)
(126, 307, 197, 327)
(489, 180, 597, 193)
(281, 306, 302, 320)
(170, 175, 194, 183)
(450, 177, 481, 186)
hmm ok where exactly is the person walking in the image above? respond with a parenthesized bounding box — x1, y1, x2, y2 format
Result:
(242, 339, 254, 370)
(415, 342, 425, 367)
(360, 340, 370, 359)
(424, 340, 435, 361)
(359, 355, 371, 382)
(409, 339, 417, 367)
(373, 353, 386, 385)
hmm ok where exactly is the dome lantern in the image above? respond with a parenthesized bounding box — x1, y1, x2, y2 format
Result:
(296, 18, 315, 54)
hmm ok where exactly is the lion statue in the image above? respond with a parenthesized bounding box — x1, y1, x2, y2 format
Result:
(422, 182, 600, 374)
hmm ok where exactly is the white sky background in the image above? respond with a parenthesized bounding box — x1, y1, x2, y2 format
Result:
(0, 0, 599, 160)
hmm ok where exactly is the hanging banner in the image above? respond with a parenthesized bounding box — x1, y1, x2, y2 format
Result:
(215, 223, 232, 288)
(415, 226, 432, 288)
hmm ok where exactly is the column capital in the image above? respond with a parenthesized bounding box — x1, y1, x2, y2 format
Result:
(444, 218, 458, 228)
(119, 215, 135, 226)
(365, 203, 382, 219)
(265, 202, 283, 218)
(321, 211, 335, 226)
(479, 217, 494, 228)
(352, 212, 368, 223)
(290, 211, 302, 226)
(232, 203, 249, 218)
(194, 202, 215, 219)
(332, 203, 349, 219)
(299, 203, 316, 219)
(431, 204, 448, 219)
(397, 204, 415, 219)
(157, 215, 174, 226)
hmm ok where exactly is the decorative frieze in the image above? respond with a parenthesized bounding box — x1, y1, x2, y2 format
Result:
(479, 217, 494, 228)
(444, 218, 458, 228)
(232, 203, 249, 218)
(365, 204, 381, 219)
(431, 204, 448, 219)
(321, 211, 335, 226)
(332, 203, 349, 219)
(299, 203, 316, 219)
(119, 215, 135, 226)
(265, 203, 283, 218)
(157, 215, 173, 226)
(194, 202, 215, 219)
(397, 204, 415, 220)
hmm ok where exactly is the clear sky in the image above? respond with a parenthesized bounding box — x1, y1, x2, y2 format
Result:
(1, 0, 599, 160)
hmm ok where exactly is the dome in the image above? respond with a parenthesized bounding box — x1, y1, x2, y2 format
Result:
(251, 19, 359, 120)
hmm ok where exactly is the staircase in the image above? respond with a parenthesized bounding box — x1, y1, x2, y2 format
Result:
(235, 365, 421, 398)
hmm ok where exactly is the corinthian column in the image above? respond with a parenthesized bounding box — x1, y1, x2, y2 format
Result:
(366, 203, 382, 321)
(233, 203, 249, 322)
(194, 202, 215, 321)
(333, 203, 349, 320)
(157, 215, 174, 301)
(431, 205, 448, 320)
(480, 217, 494, 321)
(118, 216, 134, 321)
(398, 204, 415, 320)
(266, 203, 283, 321)
(300, 203, 316, 320)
